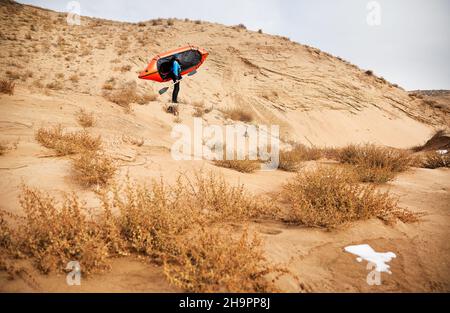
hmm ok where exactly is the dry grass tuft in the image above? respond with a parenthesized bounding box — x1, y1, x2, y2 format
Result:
(0, 142, 6, 155)
(35, 125, 101, 156)
(282, 166, 418, 229)
(46, 80, 63, 90)
(14, 186, 111, 274)
(214, 159, 260, 173)
(105, 86, 137, 109)
(73, 150, 117, 187)
(104, 81, 153, 109)
(0, 171, 285, 290)
(278, 144, 322, 172)
(336, 144, 413, 183)
(421, 152, 450, 169)
(99, 171, 278, 260)
(122, 134, 144, 147)
(0, 79, 15, 95)
(76, 109, 95, 128)
(191, 100, 211, 117)
(69, 74, 80, 83)
(164, 227, 285, 292)
(223, 107, 254, 122)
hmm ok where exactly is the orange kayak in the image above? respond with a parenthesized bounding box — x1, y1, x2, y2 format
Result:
(138, 45, 208, 82)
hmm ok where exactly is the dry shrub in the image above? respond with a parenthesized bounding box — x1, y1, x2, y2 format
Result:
(106, 88, 135, 109)
(0, 79, 15, 95)
(336, 144, 413, 183)
(73, 150, 117, 187)
(102, 77, 116, 90)
(164, 227, 284, 292)
(234, 23, 247, 30)
(104, 81, 150, 110)
(193, 106, 205, 117)
(122, 134, 144, 147)
(223, 107, 254, 122)
(282, 167, 417, 229)
(98, 172, 278, 265)
(0, 172, 285, 291)
(69, 74, 79, 83)
(151, 18, 163, 26)
(421, 152, 450, 169)
(35, 125, 101, 156)
(118, 65, 132, 73)
(46, 80, 63, 90)
(192, 101, 211, 117)
(0, 212, 37, 284)
(76, 109, 95, 128)
(0, 142, 6, 155)
(16, 187, 110, 274)
(105, 173, 275, 239)
(278, 144, 322, 172)
(214, 159, 260, 173)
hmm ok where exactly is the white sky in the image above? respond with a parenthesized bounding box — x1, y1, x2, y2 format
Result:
(17, 0, 450, 90)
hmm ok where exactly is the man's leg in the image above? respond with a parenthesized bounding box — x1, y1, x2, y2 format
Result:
(172, 81, 180, 103)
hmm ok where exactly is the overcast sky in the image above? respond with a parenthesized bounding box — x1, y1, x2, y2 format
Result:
(18, 0, 450, 90)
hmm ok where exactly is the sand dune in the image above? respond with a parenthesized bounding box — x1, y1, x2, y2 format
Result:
(0, 1, 449, 292)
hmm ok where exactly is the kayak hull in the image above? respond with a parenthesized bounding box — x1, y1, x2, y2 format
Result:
(138, 45, 208, 82)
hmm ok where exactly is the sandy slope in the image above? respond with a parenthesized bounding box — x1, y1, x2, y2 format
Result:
(0, 1, 449, 292)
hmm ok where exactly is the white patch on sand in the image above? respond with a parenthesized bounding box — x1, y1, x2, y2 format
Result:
(344, 244, 396, 274)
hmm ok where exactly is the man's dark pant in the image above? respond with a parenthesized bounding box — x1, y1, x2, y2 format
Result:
(172, 77, 180, 103)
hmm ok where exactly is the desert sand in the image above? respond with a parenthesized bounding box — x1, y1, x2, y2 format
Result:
(0, 1, 449, 292)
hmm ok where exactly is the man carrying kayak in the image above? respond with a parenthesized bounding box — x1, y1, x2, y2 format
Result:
(168, 56, 182, 115)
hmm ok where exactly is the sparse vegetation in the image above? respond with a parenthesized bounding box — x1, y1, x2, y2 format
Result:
(282, 166, 418, 229)
(278, 144, 322, 172)
(69, 74, 79, 83)
(76, 109, 96, 128)
(0, 171, 283, 291)
(164, 227, 285, 292)
(336, 144, 414, 183)
(151, 18, 163, 26)
(192, 101, 211, 117)
(421, 152, 449, 169)
(73, 150, 117, 187)
(234, 23, 247, 30)
(223, 107, 254, 122)
(5, 186, 111, 275)
(102, 77, 116, 90)
(46, 80, 63, 90)
(0, 142, 6, 155)
(122, 134, 144, 147)
(104, 81, 151, 110)
(214, 159, 260, 173)
(35, 125, 101, 156)
(0, 79, 15, 95)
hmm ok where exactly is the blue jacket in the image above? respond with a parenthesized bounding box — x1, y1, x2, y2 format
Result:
(172, 60, 181, 77)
